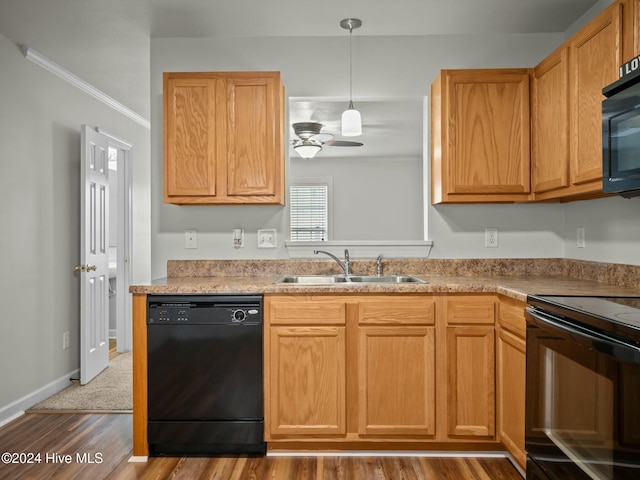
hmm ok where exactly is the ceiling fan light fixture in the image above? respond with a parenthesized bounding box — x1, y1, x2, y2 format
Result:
(294, 142, 322, 159)
(340, 18, 362, 137)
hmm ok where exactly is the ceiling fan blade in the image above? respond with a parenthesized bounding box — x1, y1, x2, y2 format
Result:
(325, 140, 363, 147)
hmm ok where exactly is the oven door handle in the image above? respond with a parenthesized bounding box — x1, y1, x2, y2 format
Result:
(526, 307, 640, 365)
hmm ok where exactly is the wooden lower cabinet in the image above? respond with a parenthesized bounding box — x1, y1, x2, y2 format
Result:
(497, 329, 526, 469)
(445, 296, 497, 440)
(265, 294, 437, 443)
(446, 326, 496, 438)
(358, 326, 435, 436)
(265, 293, 514, 451)
(497, 297, 527, 470)
(269, 326, 346, 436)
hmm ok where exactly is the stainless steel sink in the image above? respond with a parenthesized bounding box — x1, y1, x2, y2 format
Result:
(275, 274, 426, 284)
(276, 275, 349, 284)
(348, 275, 426, 284)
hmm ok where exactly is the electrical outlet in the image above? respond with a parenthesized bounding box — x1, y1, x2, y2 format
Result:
(485, 228, 499, 248)
(577, 226, 586, 248)
(63, 331, 70, 350)
(185, 230, 197, 249)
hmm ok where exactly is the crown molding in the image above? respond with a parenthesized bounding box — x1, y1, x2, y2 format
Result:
(21, 46, 150, 130)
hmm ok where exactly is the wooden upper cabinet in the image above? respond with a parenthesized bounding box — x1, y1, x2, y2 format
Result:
(532, 1, 625, 201)
(431, 69, 531, 204)
(532, 47, 570, 196)
(621, 0, 640, 61)
(163, 71, 285, 205)
(569, 2, 622, 191)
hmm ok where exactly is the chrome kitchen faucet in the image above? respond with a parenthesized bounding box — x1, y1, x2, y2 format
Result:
(314, 249, 351, 276)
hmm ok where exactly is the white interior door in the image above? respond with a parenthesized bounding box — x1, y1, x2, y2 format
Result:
(79, 125, 110, 384)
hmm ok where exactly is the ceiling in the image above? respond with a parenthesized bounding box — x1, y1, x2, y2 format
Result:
(0, 0, 600, 157)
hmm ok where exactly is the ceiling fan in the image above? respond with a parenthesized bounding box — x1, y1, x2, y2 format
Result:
(291, 122, 363, 159)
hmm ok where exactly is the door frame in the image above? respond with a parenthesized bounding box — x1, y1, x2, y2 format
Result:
(99, 128, 133, 353)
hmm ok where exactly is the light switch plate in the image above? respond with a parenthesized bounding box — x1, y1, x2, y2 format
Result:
(257, 229, 277, 248)
(577, 226, 586, 248)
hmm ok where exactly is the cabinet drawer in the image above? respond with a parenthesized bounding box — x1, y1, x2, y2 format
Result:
(499, 297, 526, 338)
(358, 297, 435, 325)
(269, 299, 346, 325)
(447, 296, 496, 325)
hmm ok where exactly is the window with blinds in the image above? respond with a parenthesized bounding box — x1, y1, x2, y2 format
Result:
(289, 184, 329, 241)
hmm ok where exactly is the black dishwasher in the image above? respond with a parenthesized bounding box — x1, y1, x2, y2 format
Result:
(147, 295, 265, 456)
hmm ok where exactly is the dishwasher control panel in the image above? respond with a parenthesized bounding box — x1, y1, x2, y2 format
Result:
(147, 295, 263, 325)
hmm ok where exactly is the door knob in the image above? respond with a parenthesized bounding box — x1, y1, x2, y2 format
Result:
(74, 264, 97, 272)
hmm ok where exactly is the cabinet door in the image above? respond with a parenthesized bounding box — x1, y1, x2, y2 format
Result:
(224, 74, 284, 202)
(569, 2, 622, 187)
(163, 72, 284, 205)
(532, 48, 570, 196)
(269, 326, 346, 437)
(164, 77, 218, 199)
(497, 328, 526, 470)
(432, 69, 531, 203)
(358, 326, 435, 436)
(447, 326, 495, 438)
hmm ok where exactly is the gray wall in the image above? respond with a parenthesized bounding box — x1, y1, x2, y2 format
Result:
(151, 2, 640, 270)
(150, 33, 567, 278)
(557, 0, 640, 266)
(0, 34, 151, 415)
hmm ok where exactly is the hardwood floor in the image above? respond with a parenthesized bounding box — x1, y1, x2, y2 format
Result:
(0, 413, 524, 480)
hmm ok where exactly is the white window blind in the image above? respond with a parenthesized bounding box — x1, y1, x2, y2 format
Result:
(290, 184, 328, 241)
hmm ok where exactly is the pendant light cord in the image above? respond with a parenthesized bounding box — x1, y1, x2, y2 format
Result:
(348, 25, 354, 109)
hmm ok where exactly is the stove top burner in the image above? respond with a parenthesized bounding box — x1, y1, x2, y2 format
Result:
(527, 295, 640, 346)
(550, 296, 640, 325)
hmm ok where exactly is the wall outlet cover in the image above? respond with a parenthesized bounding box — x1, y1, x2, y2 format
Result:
(257, 229, 277, 248)
(485, 227, 499, 248)
(577, 226, 586, 248)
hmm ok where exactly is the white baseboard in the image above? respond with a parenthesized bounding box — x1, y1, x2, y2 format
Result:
(128, 456, 148, 463)
(268, 450, 510, 458)
(0, 368, 79, 427)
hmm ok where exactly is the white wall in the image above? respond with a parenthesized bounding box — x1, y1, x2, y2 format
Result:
(150, 33, 564, 277)
(0, 34, 151, 415)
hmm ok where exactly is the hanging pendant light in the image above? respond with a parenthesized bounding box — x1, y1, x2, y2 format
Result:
(340, 18, 362, 137)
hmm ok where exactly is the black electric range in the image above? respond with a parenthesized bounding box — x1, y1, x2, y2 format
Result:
(524, 294, 640, 480)
(527, 294, 640, 347)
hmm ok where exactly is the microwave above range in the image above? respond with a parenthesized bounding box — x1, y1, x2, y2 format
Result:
(602, 57, 640, 198)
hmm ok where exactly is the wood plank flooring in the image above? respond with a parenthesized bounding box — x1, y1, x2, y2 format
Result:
(0, 413, 524, 480)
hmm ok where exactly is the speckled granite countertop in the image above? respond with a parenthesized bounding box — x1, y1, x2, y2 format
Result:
(130, 259, 640, 302)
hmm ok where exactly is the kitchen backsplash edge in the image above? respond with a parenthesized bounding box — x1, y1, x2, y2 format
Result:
(166, 258, 640, 289)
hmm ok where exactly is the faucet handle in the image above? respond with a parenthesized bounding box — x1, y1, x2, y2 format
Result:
(376, 254, 383, 276)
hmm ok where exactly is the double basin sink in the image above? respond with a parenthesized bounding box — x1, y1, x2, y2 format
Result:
(276, 274, 426, 285)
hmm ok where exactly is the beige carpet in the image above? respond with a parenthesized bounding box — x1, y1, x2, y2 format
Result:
(29, 352, 132, 412)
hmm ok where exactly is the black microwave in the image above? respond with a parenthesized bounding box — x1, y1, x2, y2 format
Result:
(602, 67, 640, 198)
